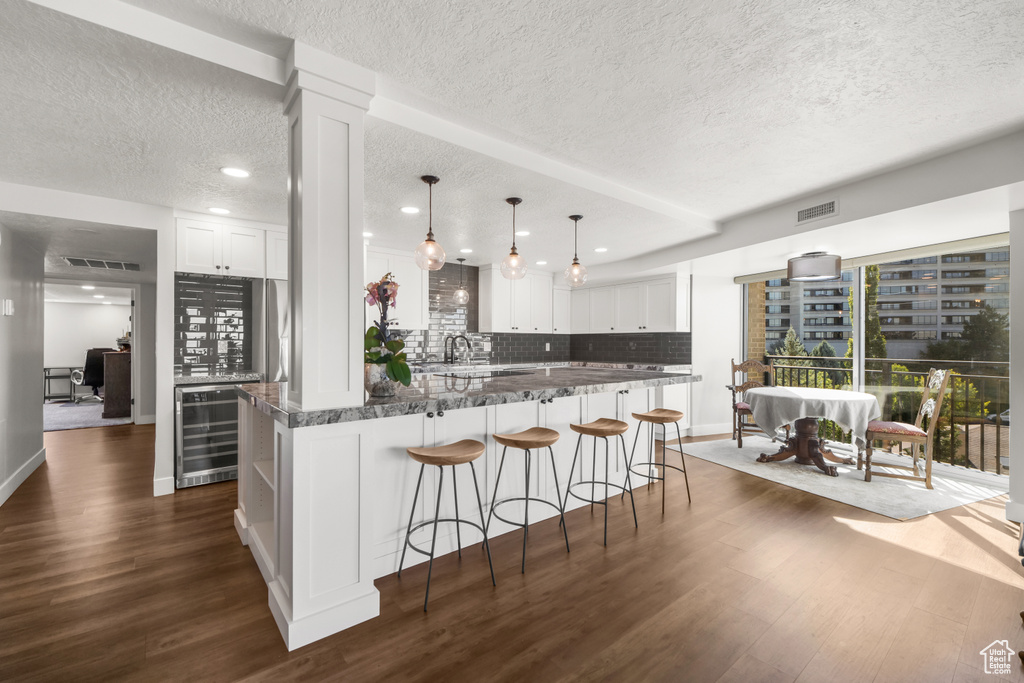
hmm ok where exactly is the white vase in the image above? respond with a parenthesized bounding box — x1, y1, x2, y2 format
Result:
(364, 363, 396, 397)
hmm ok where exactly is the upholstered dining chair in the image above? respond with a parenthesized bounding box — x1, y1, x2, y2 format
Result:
(858, 367, 951, 490)
(729, 358, 785, 448)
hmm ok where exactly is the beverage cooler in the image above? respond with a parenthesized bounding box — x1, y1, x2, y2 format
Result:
(175, 384, 240, 488)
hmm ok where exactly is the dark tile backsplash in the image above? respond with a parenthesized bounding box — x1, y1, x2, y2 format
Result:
(174, 273, 254, 374)
(399, 261, 691, 366)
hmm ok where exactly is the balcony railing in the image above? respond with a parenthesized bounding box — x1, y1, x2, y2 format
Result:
(767, 355, 1009, 475)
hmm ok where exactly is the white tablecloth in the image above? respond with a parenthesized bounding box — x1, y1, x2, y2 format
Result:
(745, 386, 882, 445)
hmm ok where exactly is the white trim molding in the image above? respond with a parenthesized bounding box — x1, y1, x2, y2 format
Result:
(0, 448, 45, 507)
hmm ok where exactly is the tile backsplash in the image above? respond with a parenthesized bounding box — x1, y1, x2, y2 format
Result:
(398, 262, 691, 366)
(174, 273, 254, 375)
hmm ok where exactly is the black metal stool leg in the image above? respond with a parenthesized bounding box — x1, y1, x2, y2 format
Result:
(602, 437, 609, 546)
(423, 466, 445, 611)
(676, 421, 691, 503)
(621, 423, 642, 501)
(548, 446, 570, 552)
(618, 433, 638, 528)
(452, 465, 462, 558)
(521, 449, 531, 573)
(647, 422, 655, 490)
(398, 463, 426, 578)
(469, 461, 496, 586)
(661, 423, 667, 514)
(485, 446, 509, 537)
(590, 436, 597, 513)
(565, 434, 582, 513)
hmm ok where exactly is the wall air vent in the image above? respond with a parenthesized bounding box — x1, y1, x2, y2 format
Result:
(796, 200, 838, 224)
(62, 257, 141, 271)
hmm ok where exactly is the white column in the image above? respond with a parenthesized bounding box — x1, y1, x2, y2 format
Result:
(1005, 210, 1024, 523)
(851, 266, 865, 390)
(284, 44, 374, 411)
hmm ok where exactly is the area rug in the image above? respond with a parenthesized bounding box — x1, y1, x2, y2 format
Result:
(675, 435, 1007, 520)
(44, 401, 131, 432)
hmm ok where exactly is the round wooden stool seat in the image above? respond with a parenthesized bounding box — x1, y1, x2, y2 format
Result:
(570, 418, 628, 437)
(632, 409, 684, 424)
(492, 427, 560, 450)
(406, 439, 486, 466)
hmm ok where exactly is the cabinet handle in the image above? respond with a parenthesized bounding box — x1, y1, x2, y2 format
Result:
(215, 265, 221, 269)
(437, 411, 444, 417)
(426, 412, 434, 418)
(225, 265, 230, 270)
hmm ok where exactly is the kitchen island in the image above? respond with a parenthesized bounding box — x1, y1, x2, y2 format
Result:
(234, 366, 701, 650)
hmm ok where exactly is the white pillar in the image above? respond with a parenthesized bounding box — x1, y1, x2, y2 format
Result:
(1005, 210, 1024, 523)
(284, 44, 374, 411)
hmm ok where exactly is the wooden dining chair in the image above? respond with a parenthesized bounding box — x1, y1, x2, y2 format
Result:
(729, 358, 778, 448)
(858, 368, 951, 490)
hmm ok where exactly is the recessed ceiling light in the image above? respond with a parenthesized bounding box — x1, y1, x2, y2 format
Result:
(460, 248, 473, 254)
(401, 207, 420, 214)
(363, 232, 373, 238)
(81, 285, 95, 290)
(209, 207, 231, 215)
(536, 261, 547, 265)
(220, 167, 250, 178)
(594, 247, 608, 253)
(102, 301, 112, 305)
(94, 295, 105, 299)
(515, 231, 530, 236)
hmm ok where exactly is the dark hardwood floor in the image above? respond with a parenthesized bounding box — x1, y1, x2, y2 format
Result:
(1, 424, 1022, 681)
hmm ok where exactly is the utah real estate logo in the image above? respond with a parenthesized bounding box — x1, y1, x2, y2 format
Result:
(979, 640, 1013, 675)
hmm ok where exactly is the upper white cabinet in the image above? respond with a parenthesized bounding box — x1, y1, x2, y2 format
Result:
(570, 275, 690, 333)
(479, 268, 553, 333)
(552, 287, 571, 334)
(365, 246, 429, 330)
(176, 219, 266, 278)
(266, 232, 289, 280)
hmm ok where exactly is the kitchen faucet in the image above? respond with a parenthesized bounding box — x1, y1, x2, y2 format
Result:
(444, 335, 471, 364)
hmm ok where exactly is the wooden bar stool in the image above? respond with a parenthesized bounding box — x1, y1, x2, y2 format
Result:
(624, 409, 690, 513)
(486, 427, 570, 573)
(397, 439, 495, 611)
(565, 418, 638, 546)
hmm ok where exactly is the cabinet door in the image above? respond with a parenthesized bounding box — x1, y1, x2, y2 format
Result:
(529, 274, 553, 333)
(176, 220, 221, 275)
(614, 283, 643, 332)
(570, 289, 591, 333)
(386, 253, 429, 330)
(589, 287, 616, 332)
(553, 288, 571, 334)
(266, 232, 289, 280)
(511, 278, 531, 332)
(222, 225, 266, 278)
(642, 279, 676, 332)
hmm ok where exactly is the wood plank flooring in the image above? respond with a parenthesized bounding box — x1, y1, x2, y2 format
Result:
(2, 424, 1023, 681)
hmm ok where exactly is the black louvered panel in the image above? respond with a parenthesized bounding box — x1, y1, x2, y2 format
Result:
(174, 274, 254, 374)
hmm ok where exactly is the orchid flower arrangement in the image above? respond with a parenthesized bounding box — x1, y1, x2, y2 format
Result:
(364, 272, 412, 386)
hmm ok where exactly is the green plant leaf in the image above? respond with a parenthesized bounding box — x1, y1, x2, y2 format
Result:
(386, 358, 412, 386)
(364, 326, 380, 351)
(384, 339, 405, 354)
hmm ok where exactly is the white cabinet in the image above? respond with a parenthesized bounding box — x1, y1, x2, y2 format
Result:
(175, 219, 266, 278)
(266, 232, 289, 280)
(553, 287, 571, 334)
(365, 246, 429, 330)
(479, 268, 553, 333)
(569, 275, 690, 333)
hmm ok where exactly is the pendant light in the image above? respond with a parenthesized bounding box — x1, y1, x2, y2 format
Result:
(564, 214, 587, 288)
(453, 257, 470, 305)
(787, 251, 841, 281)
(500, 197, 528, 280)
(414, 175, 446, 270)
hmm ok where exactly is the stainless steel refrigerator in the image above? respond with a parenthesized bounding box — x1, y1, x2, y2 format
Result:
(266, 278, 290, 382)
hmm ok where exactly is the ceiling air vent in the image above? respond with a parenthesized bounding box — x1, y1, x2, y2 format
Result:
(62, 257, 141, 271)
(796, 199, 838, 224)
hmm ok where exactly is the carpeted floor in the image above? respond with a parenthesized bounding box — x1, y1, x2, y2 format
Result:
(673, 435, 1007, 520)
(43, 401, 132, 431)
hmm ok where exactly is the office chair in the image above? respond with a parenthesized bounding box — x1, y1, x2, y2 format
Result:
(71, 348, 114, 403)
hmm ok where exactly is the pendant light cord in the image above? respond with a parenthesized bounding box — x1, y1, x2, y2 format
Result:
(573, 217, 578, 261)
(511, 203, 517, 251)
(427, 182, 434, 240)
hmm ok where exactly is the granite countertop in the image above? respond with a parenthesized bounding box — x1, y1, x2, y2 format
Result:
(174, 372, 264, 386)
(237, 366, 702, 429)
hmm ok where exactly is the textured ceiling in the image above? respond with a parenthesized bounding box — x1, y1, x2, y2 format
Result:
(0, 211, 158, 284)
(0, 1, 287, 224)
(121, 0, 1024, 219)
(364, 119, 701, 271)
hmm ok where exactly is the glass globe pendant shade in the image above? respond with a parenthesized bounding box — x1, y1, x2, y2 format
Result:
(564, 260, 588, 287)
(414, 237, 446, 270)
(501, 249, 528, 280)
(453, 287, 470, 305)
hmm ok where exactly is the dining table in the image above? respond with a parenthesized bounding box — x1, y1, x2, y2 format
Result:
(744, 386, 882, 476)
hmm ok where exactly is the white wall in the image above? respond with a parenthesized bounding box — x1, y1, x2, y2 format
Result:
(44, 302, 131, 366)
(135, 283, 157, 423)
(0, 225, 45, 507)
(688, 273, 743, 436)
(1005, 210, 1023, 523)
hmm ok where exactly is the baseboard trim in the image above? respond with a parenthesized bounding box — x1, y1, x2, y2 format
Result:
(136, 414, 156, 425)
(153, 476, 175, 497)
(268, 580, 380, 651)
(0, 447, 45, 507)
(1005, 499, 1024, 524)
